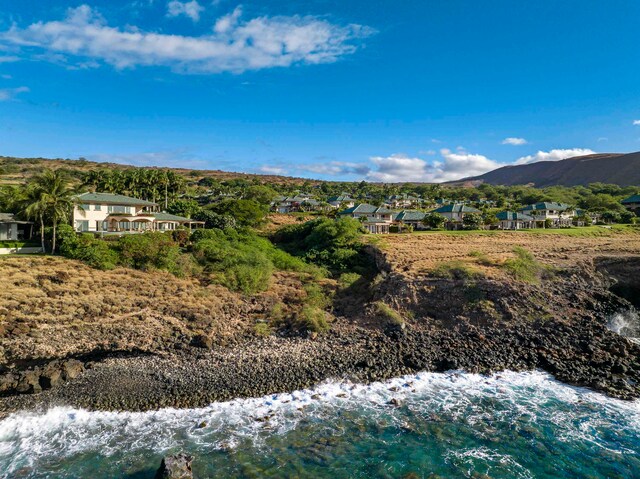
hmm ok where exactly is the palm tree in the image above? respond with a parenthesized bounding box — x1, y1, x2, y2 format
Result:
(21, 170, 76, 254)
(18, 184, 47, 252)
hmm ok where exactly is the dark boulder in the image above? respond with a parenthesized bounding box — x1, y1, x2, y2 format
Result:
(155, 453, 193, 479)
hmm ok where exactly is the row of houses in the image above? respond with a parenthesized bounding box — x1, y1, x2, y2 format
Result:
(338, 201, 579, 233)
(2, 192, 639, 241)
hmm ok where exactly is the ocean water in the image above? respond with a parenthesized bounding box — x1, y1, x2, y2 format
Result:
(1, 370, 639, 479)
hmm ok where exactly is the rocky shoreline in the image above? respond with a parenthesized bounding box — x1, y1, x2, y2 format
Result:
(1, 312, 639, 417)
(1, 239, 640, 418)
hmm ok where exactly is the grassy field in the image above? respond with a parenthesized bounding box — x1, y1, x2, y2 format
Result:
(410, 225, 637, 237)
(376, 227, 640, 280)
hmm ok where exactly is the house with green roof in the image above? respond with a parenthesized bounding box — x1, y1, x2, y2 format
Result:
(518, 202, 575, 227)
(622, 194, 640, 214)
(271, 194, 323, 213)
(394, 210, 427, 229)
(385, 194, 421, 209)
(431, 203, 481, 222)
(495, 211, 534, 230)
(73, 192, 203, 233)
(328, 194, 356, 208)
(338, 203, 396, 233)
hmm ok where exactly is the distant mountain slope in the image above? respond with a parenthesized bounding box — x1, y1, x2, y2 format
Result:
(458, 152, 640, 187)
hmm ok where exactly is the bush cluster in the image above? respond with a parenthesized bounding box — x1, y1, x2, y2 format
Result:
(272, 217, 372, 275)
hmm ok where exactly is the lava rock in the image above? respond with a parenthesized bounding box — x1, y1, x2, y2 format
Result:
(155, 453, 193, 479)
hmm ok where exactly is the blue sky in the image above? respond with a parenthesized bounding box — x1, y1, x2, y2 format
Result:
(0, 0, 639, 182)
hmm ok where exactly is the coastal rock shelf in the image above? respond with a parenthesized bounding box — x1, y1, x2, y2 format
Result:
(0, 231, 639, 415)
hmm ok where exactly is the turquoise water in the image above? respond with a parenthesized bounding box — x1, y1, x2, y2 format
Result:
(1, 370, 639, 478)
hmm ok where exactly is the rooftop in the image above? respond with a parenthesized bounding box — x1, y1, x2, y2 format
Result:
(432, 203, 481, 214)
(496, 211, 534, 221)
(75, 192, 157, 207)
(520, 202, 570, 212)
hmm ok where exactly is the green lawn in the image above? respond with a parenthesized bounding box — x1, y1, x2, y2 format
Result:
(410, 225, 637, 237)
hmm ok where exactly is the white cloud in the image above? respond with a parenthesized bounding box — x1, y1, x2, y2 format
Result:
(1, 5, 374, 74)
(0, 55, 19, 63)
(633, 120, 640, 126)
(363, 149, 500, 183)
(514, 148, 596, 165)
(258, 165, 286, 175)
(299, 161, 370, 177)
(0, 86, 29, 101)
(502, 137, 528, 145)
(167, 1, 205, 22)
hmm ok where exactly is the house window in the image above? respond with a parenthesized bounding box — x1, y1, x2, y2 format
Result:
(75, 220, 89, 232)
(108, 205, 131, 214)
(94, 204, 101, 211)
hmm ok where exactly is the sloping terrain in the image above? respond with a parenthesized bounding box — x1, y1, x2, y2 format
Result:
(458, 152, 640, 187)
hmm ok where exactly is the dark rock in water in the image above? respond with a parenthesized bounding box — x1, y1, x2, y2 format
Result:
(155, 453, 193, 479)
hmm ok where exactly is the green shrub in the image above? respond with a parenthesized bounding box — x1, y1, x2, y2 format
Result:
(372, 301, 404, 329)
(502, 247, 552, 283)
(389, 225, 400, 233)
(272, 217, 370, 275)
(423, 213, 446, 229)
(192, 211, 237, 230)
(468, 250, 497, 266)
(253, 322, 273, 337)
(297, 306, 330, 333)
(118, 232, 181, 271)
(303, 283, 331, 309)
(430, 260, 482, 280)
(462, 213, 482, 230)
(55, 224, 79, 256)
(171, 228, 190, 246)
(209, 199, 268, 227)
(72, 234, 120, 270)
(338, 272, 362, 289)
(167, 199, 201, 218)
(193, 237, 273, 294)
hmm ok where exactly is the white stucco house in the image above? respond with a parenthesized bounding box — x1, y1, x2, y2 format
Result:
(519, 202, 575, 227)
(338, 203, 396, 234)
(495, 211, 535, 230)
(431, 203, 481, 222)
(73, 192, 203, 233)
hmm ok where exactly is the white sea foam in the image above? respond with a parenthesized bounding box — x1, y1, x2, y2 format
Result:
(1, 370, 639, 477)
(607, 310, 640, 339)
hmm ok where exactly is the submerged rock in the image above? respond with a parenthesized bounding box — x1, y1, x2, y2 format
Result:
(155, 453, 193, 479)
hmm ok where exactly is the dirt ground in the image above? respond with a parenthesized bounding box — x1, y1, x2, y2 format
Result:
(377, 229, 640, 278)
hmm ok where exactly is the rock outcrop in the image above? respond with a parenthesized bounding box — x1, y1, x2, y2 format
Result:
(155, 453, 193, 479)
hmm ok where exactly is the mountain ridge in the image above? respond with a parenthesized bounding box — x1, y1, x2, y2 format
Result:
(455, 151, 640, 187)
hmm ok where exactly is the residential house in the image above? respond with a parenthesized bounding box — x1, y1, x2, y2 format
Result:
(271, 195, 323, 213)
(73, 192, 203, 233)
(431, 203, 481, 222)
(622, 194, 640, 214)
(519, 202, 574, 227)
(339, 203, 396, 234)
(0, 213, 33, 240)
(394, 210, 426, 230)
(495, 211, 534, 230)
(385, 194, 420, 209)
(328, 194, 356, 208)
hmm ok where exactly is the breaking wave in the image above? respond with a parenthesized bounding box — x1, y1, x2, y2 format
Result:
(1, 370, 639, 478)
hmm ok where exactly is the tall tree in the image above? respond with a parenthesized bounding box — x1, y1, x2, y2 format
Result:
(31, 170, 75, 254)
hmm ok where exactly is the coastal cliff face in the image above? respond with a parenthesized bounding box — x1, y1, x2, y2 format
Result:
(0, 231, 639, 415)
